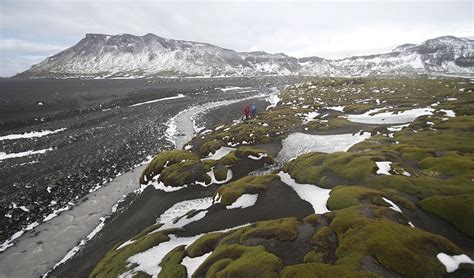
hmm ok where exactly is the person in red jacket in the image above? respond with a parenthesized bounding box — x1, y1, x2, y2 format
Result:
(243, 104, 251, 120)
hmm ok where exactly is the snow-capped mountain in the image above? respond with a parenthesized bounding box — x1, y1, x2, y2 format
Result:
(327, 36, 473, 76)
(17, 34, 473, 78)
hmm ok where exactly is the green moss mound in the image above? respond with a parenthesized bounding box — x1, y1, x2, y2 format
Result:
(418, 153, 474, 177)
(200, 140, 225, 157)
(240, 217, 299, 242)
(140, 150, 199, 184)
(303, 251, 324, 263)
(186, 232, 226, 258)
(329, 205, 460, 278)
(194, 244, 283, 278)
(283, 152, 375, 188)
(159, 160, 211, 187)
(419, 194, 474, 237)
(215, 175, 277, 206)
(281, 263, 378, 278)
(158, 245, 187, 278)
(327, 186, 385, 210)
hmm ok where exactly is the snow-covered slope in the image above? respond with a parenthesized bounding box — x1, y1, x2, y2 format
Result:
(18, 33, 254, 78)
(238, 51, 299, 75)
(17, 34, 474, 78)
(323, 36, 474, 76)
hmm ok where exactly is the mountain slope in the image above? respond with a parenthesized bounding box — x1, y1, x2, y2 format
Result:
(17, 34, 474, 78)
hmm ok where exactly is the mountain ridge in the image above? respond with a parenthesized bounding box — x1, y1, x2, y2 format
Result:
(17, 33, 474, 78)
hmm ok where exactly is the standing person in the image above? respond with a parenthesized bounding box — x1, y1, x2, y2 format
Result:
(243, 104, 251, 120)
(251, 102, 257, 117)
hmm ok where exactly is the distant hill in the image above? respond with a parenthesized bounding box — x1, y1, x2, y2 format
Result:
(17, 34, 474, 78)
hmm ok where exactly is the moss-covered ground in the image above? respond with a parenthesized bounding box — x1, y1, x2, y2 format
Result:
(92, 76, 474, 277)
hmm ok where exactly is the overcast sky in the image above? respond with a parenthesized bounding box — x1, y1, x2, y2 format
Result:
(0, 0, 472, 77)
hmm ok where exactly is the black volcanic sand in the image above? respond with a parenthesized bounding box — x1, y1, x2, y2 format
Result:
(179, 179, 314, 237)
(0, 76, 309, 243)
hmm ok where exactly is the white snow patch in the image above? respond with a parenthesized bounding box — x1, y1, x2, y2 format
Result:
(0, 148, 53, 161)
(387, 123, 410, 132)
(402, 171, 411, 177)
(302, 111, 320, 124)
(278, 171, 330, 214)
(155, 211, 207, 232)
(248, 153, 268, 160)
(382, 197, 402, 213)
(0, 231, 24, 252)
(226, 194, 258, 209)
(0, 128, 66, 141)
(278, 132, 371, 161)
(436, 253, 474, 273)
(326, 106, 345, 112)
(129, 94, 185, 107)
(202, 147, 235, 161)
(265, 88, 281, 110)
(346, 108, 434, 124)
(116, 239, 137, 250)
(375, 161, 392, 175)
(149, 178, 187, 192)
(439, 109, 456, 117)
(157, 197, 213, 224)
(181, 252, 211, 277)
(220, 86, 251, 92)
(43, 206, 70, 222)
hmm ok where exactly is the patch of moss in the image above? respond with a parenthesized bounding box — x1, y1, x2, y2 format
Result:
(215, 175, 277, 205)
(283, 152, 375, 187)
(282, 152, 327, 185)
(419, 194, 474, 237)
(158, 245, 187, 278)
(303, 214, 322, 227)
(327, 186, 385, 210)
(310, 226, 333, 248)
(303, 251, 324, 263)
(186, 232, 226, 258)
(240, 217, 300, 242)
(213, 165, 229, 182)
(418, 153, 474, 177)
(325, 153, 375, 181)
(330, 205, 460, 278)
(159, 160, 211, 187)
(140, 150, 199, 184)
(281, 263, 379, 278)
(193, 244, 283, 278)
(200, 140, 224, 157)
